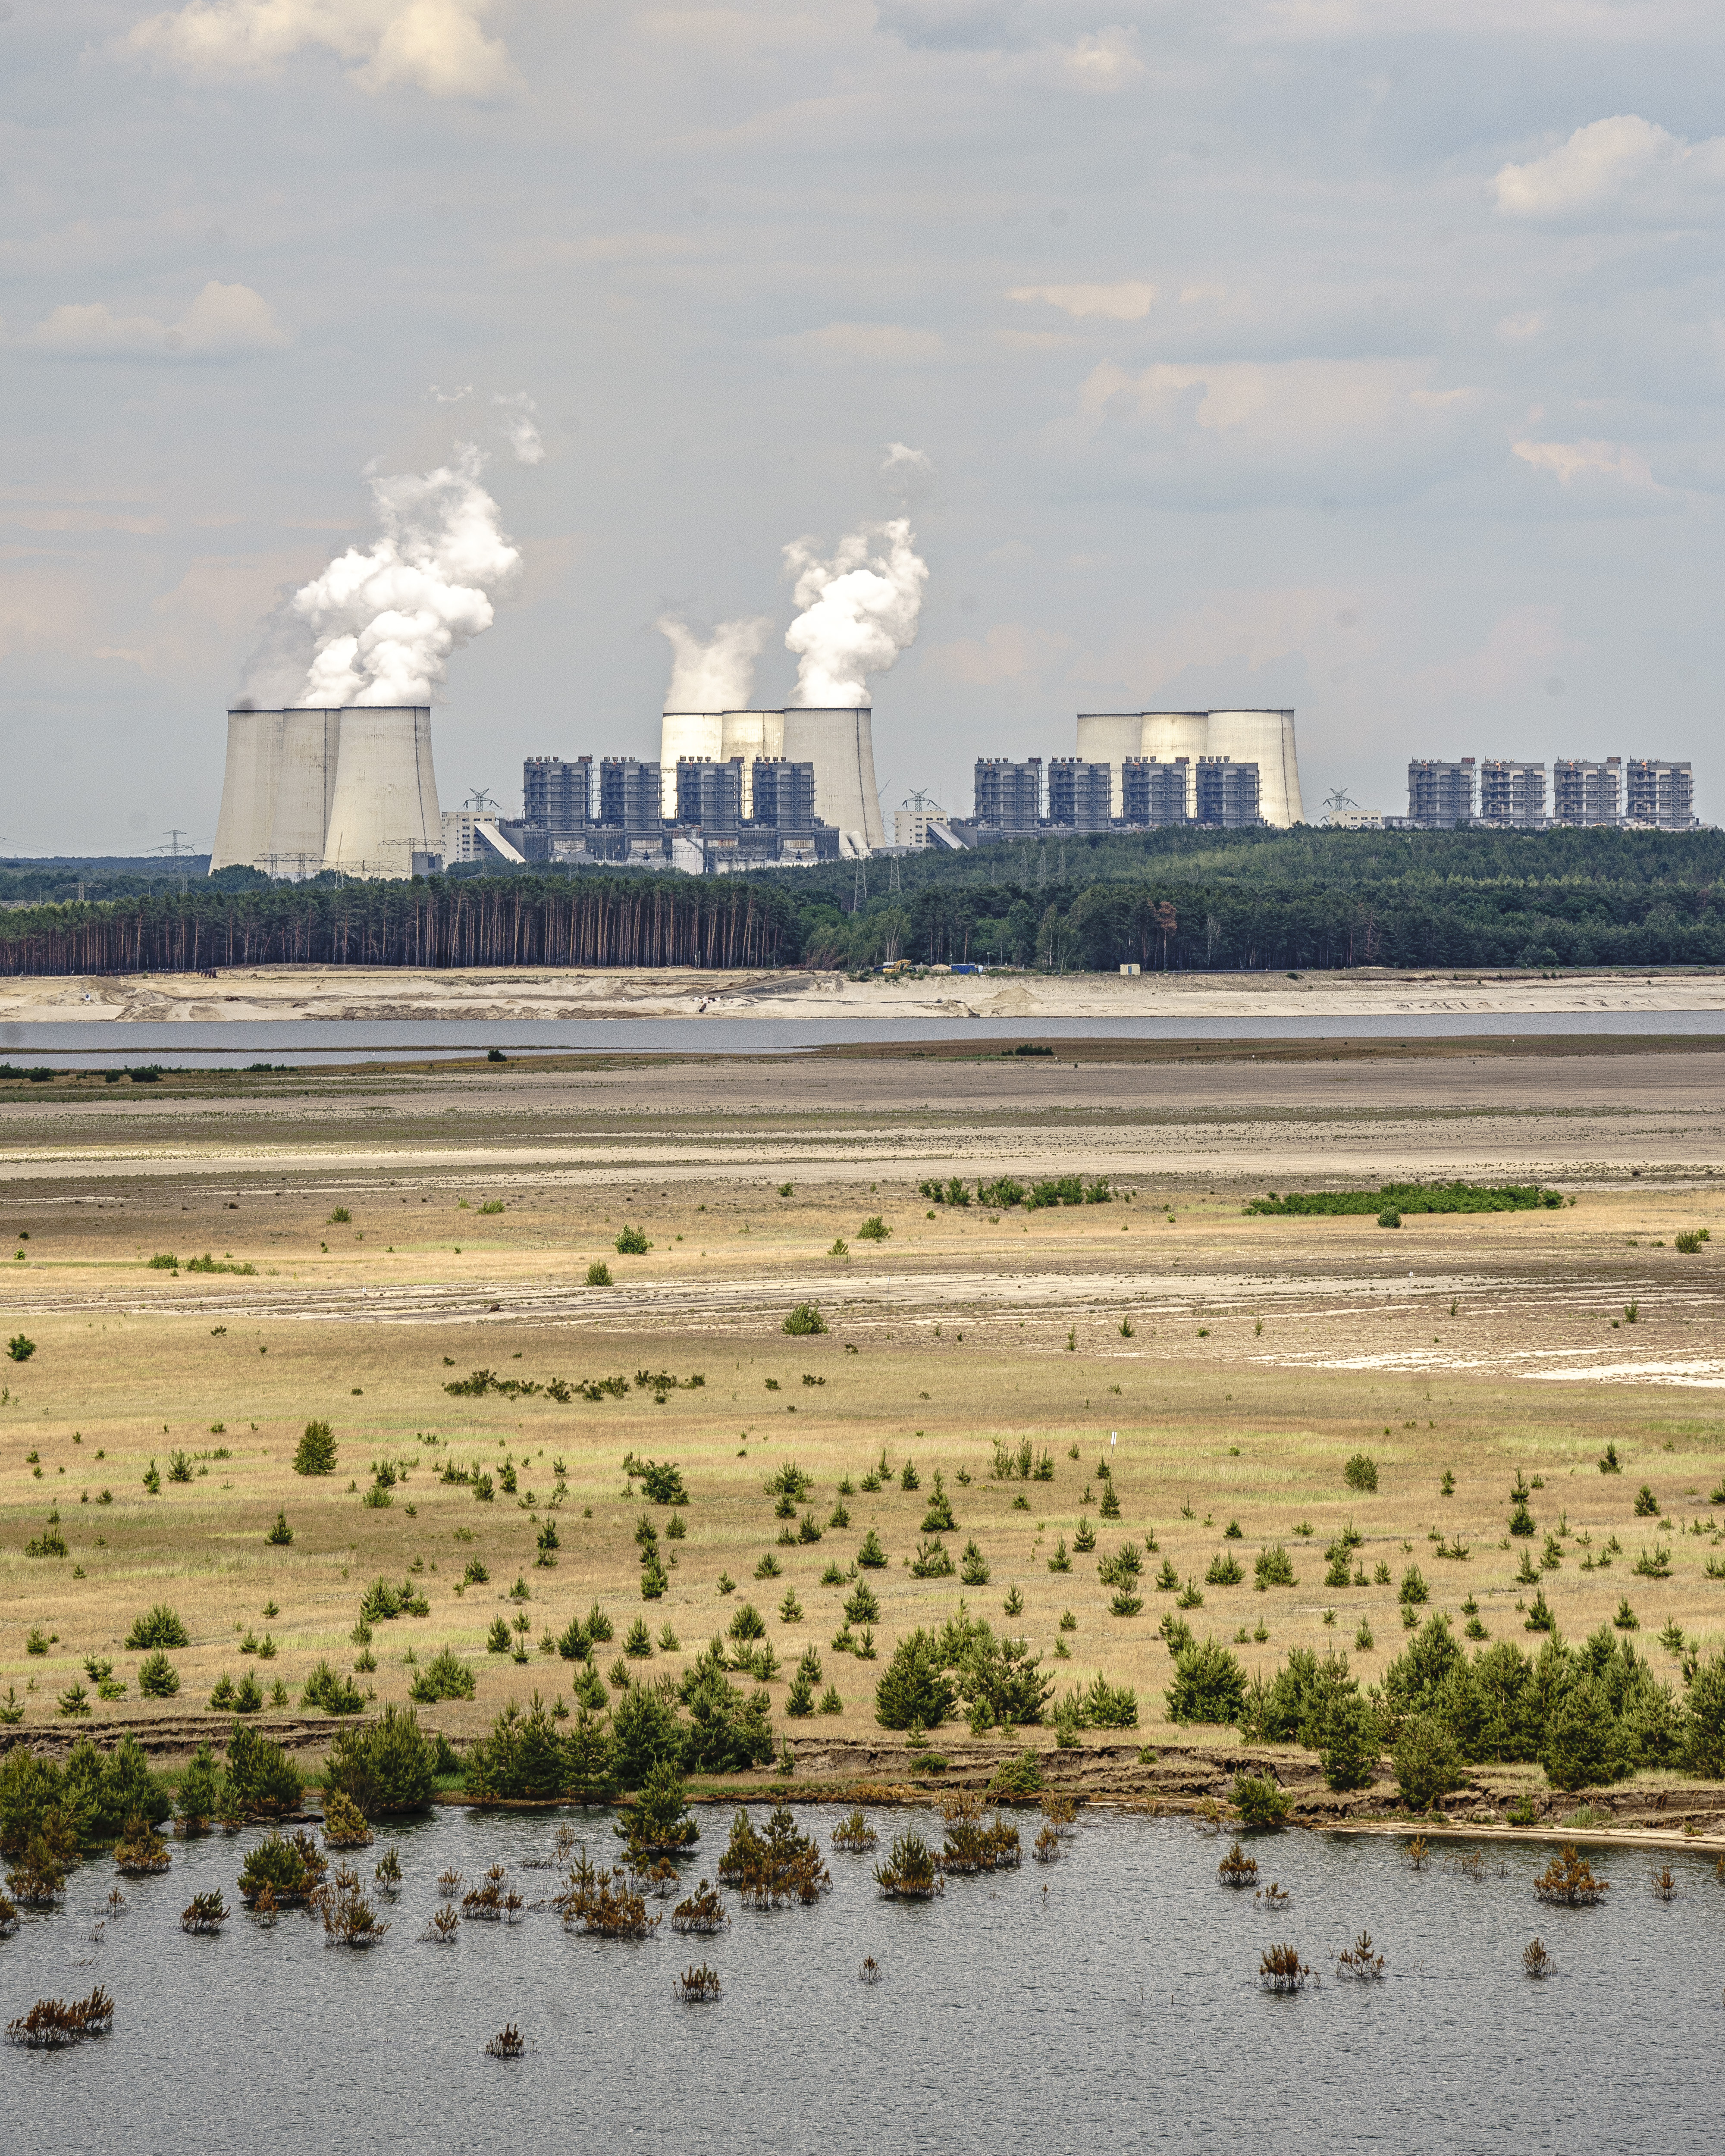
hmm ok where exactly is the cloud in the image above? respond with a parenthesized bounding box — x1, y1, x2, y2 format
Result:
(491, 392, 544, 467)
(1049, 356, 1492, 508)
(1056, 27, 1144, 90)
(789, 322, 947, 364)
(873, 1, 1029, 51)
(1493, 114, 1725, 223)
(19, 282, 288, 358)
(1512, 437, 1659, 489)
(927, 621, 1073, 687)
(122, 0, 517, 101)
(1008, 280, 1155, 320)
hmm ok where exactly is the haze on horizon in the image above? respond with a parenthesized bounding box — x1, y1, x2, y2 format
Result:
(3, 0, 1723, 853)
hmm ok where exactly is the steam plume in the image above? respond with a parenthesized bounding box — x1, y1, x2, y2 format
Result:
(238, 442, 520, 708)
(782, 512, 928, 707)
(657, 613, 771, 711)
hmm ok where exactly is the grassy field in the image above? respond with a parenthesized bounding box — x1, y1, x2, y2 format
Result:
(1, 1038, 1722, 1810)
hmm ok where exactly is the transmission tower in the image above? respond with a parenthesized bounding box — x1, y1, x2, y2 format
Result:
(852, 860, 868, 912)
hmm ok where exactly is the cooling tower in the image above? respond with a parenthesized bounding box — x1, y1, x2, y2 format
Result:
(321, 707, 442, 878)
(1074, 714, 1145, 819)
(782, 706, 885, 851)
(719, 710, 785, 819)
(210, 709, 285, 872)
(661, 712, 725, 768)
(1139, 713, 1209, 818)
(267, 708, 342, 876)
(1206, 709, 1304, 828)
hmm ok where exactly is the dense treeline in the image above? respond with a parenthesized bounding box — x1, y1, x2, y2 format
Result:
(0, 872, 797, 976)
(0, 825, 1722, 975)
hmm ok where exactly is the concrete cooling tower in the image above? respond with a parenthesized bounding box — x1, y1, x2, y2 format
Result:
(1076, 708, 1305, 828)
(210, 706, 442, 879)
(659, 705, 883, 851)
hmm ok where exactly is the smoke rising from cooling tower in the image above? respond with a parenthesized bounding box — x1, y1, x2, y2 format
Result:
(656, 613, 772, 713)
(783, 499, 928, 707)
(237, 442, 520, 709)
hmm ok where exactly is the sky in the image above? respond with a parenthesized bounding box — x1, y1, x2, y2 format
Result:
(3, 0, 1724, 851)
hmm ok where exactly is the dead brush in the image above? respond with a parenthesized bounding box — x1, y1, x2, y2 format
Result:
(424, 1903, 459, 1943)
(1193, 1795, 1226, 1835)
(716, 1808, 832, 1906)
(1032, 1825, 1061, 1863)
(874, 1831, 944, 1899)
(859, 1955, 881, 1984)
(1217, 1842, 1258, 1889)
(1039, 1793, 1079, 1836)
(557, 1849, 661, 1939)
(671, 1880, 729, 1934)
(485, 2024, 526, 2059)
(462, 1881, 505, 1922)
(1258, 1944, 1315, 1994)
(939, 1791, 1021, 1875)
(1254, 1882, 1290, 1909)
(832, 1809, 878, 1853)
(6, 1985, 114, 2048)
(180, 1891, 229, 1934)
(313, 1862, 389, 1948)
(1336, 1930, 1386, 1980)
(1405, 1836, 1429, 1871)
(1650, 1865, 1678, 1902)
(1523, 1936, 1553, 1979)
(1534, 1846, 1609, 1908)
(677, 1963, 721, 2002)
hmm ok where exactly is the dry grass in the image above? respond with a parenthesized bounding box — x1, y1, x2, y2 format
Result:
(1, 1044, 1722, 1761)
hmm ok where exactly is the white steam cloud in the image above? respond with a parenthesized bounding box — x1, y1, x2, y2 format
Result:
(657, 614, 772, 712)
(238, 442, 520, 708)
(492, 390, 543, 466)
(782, 450, 931, 706)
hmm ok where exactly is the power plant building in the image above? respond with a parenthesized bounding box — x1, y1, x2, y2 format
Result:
(523, 756, 593, 837)
(1076, 711, 1303, 827)
(1552, 758, 1621, 825)
(1625, 759, 1695, 829)
(210, 705, 441, 879)
(674, 758, 743, 834)
(659, 708, 883, 854)
(1193, 757, 1261, 828)
(1407, 758, 1477, 828)
(1046, 758, 1113, 832)
(1478, 760, 1547, 825)
(1121, 757, 1190, 828)
(600, 757, 665, 834)
(973, 758, 1043, 831)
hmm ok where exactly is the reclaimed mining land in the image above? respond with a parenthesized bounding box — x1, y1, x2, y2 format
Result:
(2, 996, 1723, 1843)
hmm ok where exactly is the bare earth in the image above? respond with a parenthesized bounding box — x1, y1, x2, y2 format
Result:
(1, 1021, 1722, 1836)
(5, 962, 1725, 1024)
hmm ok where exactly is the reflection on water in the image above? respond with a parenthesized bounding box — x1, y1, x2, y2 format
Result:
(3, 1806, 1720, 2153)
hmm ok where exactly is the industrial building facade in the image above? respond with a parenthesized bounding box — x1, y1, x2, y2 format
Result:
(1407, 754, 1694, 830)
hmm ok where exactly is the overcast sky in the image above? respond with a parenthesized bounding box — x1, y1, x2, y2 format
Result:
(4, 0, 1723, 851)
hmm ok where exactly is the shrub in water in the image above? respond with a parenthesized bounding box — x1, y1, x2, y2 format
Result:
(1533, 1844, 1609, 1906)
(1217, 1840, 1258, 1887)
(874, 1830, 942, 1899)
(321, 1792, 373, 1849)
(180, 1890, 228, 1934)
(238, 1829, 326, 1907)
(618, 1761, 699, 1859)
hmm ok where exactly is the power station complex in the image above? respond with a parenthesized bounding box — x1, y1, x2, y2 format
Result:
(209, 702, 1317, 877)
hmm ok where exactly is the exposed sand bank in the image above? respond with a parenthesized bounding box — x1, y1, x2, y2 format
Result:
(4, 963, 1725, 1026)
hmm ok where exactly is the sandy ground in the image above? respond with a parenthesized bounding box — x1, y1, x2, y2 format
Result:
(5, 963, 1725, 1025)
(0, 1041, 1721, 1829)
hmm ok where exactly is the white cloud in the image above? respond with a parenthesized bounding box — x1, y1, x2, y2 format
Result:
(122, 0, 517, 101)
(1057, 27, 1145, 90)
(1512, 437, 1659, 489)
(1008, 280, 1155, 320)
(491, 392, 544, 467)
(1493, 114, 1725, 222)
(20, 282, 288, 358)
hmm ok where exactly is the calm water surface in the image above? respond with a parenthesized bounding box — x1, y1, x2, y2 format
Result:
(4, 1808, 1721, 2155)
(2, 1009, 1722, 1069)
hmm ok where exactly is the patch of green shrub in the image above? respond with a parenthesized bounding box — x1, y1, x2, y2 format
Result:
(293, 1420, 337, 1476)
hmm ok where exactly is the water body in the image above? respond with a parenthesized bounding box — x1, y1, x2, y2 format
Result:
(2, 1008, 1723, 1071)
(4, 1806, 1719, 2153)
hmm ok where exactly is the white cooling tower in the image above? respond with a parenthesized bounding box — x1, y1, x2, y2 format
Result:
(1074, 714, 1145, 818)
(321, 707, 442, 878)
(1207, 709, 1304, 828)
(267, 708, 342, 876)
(1140, 713, 1210, 818)
(210, 709, 285, 872)
(782, 706, 885, 851)
(661, 712, 725, 768)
